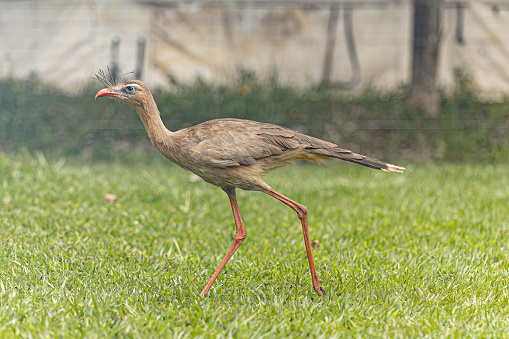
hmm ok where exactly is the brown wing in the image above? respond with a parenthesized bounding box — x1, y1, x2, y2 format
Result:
(180, 118, 328, 167)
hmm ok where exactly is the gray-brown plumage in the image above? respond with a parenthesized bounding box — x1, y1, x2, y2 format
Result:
(95, 76, 405, 297)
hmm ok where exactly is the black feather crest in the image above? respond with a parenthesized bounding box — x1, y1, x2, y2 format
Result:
(95, 67, 133, 88)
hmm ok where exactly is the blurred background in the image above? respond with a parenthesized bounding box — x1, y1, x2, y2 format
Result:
(1, 0, 508, 163)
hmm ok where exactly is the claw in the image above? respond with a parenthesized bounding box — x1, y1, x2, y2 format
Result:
(313, 278, 325, 296)
(313, 284, 325, 296)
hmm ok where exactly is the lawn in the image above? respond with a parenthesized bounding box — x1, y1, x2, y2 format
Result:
(1, 154, 508, 337)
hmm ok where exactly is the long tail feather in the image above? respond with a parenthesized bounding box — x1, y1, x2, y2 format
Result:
(307, 148, 405, 173)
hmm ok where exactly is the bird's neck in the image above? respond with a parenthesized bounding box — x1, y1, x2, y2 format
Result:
(135, 98, 172, 147)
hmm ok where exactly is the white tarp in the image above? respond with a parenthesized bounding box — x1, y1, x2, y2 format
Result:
(0, 0, 508, 95)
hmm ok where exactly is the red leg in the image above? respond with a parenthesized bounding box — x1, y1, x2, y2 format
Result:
(265, 189, 325, 296)
(200, 189, 246, 296)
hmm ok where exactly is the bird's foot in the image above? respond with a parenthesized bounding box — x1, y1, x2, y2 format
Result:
(313, 278, 325, 296)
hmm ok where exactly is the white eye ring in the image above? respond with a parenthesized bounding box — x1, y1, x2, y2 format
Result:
(125, 86, 136, 94)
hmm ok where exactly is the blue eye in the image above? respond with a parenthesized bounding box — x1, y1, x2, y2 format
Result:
(125, 86, 136, 94)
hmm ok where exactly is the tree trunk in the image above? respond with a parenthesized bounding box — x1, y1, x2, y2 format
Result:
(410, 0, 442, 116)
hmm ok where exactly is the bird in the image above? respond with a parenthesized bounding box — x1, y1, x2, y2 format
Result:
(94, 70, 405, 296)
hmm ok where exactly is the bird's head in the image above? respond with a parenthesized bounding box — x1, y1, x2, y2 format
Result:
(95, 80, 151, 108)
(94, 69, 153, 109)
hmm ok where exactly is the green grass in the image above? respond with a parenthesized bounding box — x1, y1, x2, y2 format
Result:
(1, 154, 509, 337)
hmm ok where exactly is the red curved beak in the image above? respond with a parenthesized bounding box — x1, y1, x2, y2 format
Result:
(95, 88, 118, 99)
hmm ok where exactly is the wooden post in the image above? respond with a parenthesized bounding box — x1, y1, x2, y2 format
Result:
(135, 37, 146, 80)
(410, 0, 442, 116)
(321, 3, 339, 86)
(110, 36, 121, 79)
